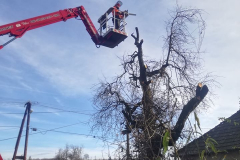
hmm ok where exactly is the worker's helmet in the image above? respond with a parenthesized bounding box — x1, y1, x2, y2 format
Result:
(114, 1, 123, 8)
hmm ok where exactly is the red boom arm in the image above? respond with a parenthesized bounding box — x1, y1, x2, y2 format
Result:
(0, 6, 100, 50)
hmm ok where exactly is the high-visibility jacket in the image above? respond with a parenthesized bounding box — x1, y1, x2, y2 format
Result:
(112, 7, 123, 19)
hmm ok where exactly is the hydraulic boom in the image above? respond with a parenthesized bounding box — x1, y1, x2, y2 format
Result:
(0, 6, 100, 50)
(0, 1, 134, 49)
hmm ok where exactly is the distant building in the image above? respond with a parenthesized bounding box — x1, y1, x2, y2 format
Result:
(179, 110, 240, 160)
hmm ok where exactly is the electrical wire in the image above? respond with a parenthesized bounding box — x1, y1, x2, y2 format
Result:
(0, 123, 122, 145)
(36, 104, 92, 115)
(0, 103, 93, 116)
(35, 128, 122, 145)
(0, 84, 58, 96)
(29, 153, 51, 156)
(0, 97, 94, 115)
(36, 128, 100, 138)
(0, 126, 20, 128)
(0, 96, 26, 103)
(0, 128, 19, 131)
(0, 111, 91, 115)
(0, 122, 87, 142)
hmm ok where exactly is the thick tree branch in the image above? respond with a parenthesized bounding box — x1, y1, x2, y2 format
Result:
(146, 64, 168, 77)
(171, 84, 209, 143)
(131, 28, 146, 83)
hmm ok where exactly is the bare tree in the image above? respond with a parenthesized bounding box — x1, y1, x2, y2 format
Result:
(92, 6, 213, 159)
(83, 154, 89, 160)
(55, 144, 83, 160)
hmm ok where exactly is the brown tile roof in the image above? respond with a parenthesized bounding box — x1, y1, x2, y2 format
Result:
(178, 110, 240, 155)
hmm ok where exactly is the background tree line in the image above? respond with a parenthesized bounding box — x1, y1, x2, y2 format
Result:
(54, 144, 89, 160)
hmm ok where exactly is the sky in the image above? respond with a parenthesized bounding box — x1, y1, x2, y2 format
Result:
(0, 0, 240, 159)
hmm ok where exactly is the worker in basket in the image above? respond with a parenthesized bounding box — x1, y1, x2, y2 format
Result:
(112, 1, 124, 30)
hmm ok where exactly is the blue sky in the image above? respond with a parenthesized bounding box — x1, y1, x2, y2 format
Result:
(1, 0, 240, 159)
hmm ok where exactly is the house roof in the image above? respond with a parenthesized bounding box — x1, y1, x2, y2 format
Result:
(178, 110, 240, 155)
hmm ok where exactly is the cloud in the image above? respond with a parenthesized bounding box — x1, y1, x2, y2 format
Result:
(53, 97, 63, 106)
(6, 32, 123, 96)
(19, 82, 33, 90)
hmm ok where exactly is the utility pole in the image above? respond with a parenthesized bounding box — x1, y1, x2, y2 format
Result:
(126, 133, 130, 160)
(12, 102, 32, 160)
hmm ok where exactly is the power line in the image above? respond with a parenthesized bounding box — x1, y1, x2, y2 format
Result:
(0, 103, 93, 115)
(0, 97, 94, 115)
(35, 128, 122, 145)
(29, 153, 51, 156)
(0, 128, 19, 131)
(0, 126, 21, 131)
(0, 123, 122, 145)
(0, 126, 20, 128)
(0, 97, 30, 106)
(0, 97, 93, 111)
(36, 128, 99, 138)
(0, 111, 91, 115)
(0, 122, 87, 142)
(36, 104, 92, 115)
(0, 84, 58, 96)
